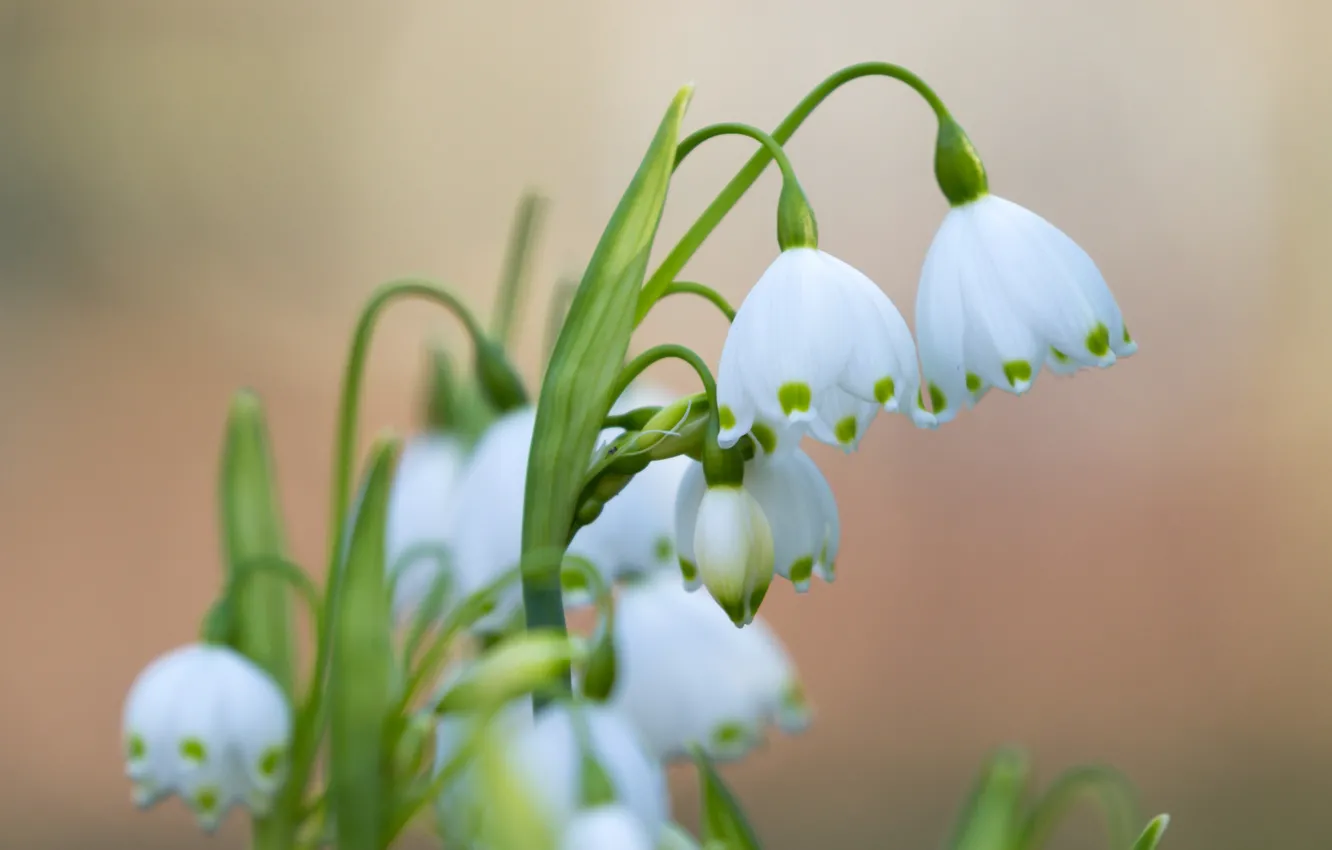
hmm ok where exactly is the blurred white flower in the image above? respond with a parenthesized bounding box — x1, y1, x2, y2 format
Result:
(676, 447, 839, 614)
(385, 433, 468, 619)
(916, 194, 1136, 424)
(436, 697, 668, 847)
(609, 571, 809, 762)
(560, 805, 656, 850)
(121, 643, 291, 831)
(716, 247, 929, 455)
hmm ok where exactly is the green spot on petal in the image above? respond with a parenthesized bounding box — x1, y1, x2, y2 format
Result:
(194, 786, 219, 813)
(654, 535, 674, 562)
(777, 382, 812, 417)
(928, 383, 947, 413)
(712, 721, 751, 748)
(833, 416, 858, 445)
(745, 581, 770, 623)
(679, 557, 697, 583)
(258, 747, 284, 778)
(1086, 322, 1110, 357)
(718, 405, 736, 431)
(965, 373, 982, 393)
(127, 734, 146, 761)
(1050, 347, 1069, 363)
(789, 556, 814, 586)
(1122, 325, 1132, 344)
(180, 738, 207, 764)
(750, 422, 777, 455)
(874, 377, 896, 405)
(1003, 360, 1032, 388)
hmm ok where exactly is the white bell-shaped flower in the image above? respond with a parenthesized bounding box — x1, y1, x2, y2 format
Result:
(916, 194, 1136, 424)
(609, 571, 810, 762)
(385, 433, 468, 620)
(676, 447, 839, 608)
(716, 247, 930, 455)
(567, 385, 692, 602)
(447, 407, 538, 633)
(121, 643, 291, 831)
(561, 805, 656, 850)
(675, 470, 774, 626)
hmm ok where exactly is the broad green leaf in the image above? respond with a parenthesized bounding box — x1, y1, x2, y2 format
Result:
(328, 438, 400, 850)
(692, 748, 761, 850)
(520, 85, 693, 636)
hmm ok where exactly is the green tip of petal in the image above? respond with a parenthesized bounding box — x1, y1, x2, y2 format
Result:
(1086, 323, 1110, 357)
(127, 733, 146, 760)
(928, 383, 947, 414)
(1050, 347, 1069, 363)
(258, 746, 285, 779)
(718, 405, 736, 431)
(777, 382, 812, 417)
(789, 556, 814, 587)
(679, 557, 698, 583)
(750, 422, 777, 455)
(833, 416, 858, 445)
(1002, 360, 1032, 388)
(654, 535, 674, 562)
(194, 786, 219, 814)
(965, 373, 982, 393)
(874, 377, 896, 406)
(1123, 325, 1133, 344)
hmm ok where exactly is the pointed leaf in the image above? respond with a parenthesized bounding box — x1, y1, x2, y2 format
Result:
(1131, 815, 1170, 850)
(692, 748, 761, 850)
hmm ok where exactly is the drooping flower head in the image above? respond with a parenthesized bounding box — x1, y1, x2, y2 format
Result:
(916, 117, 1136, 423)
(121, 643, 291, 831)
(609, 571, 809, 761)
(716, 247, 931, 455)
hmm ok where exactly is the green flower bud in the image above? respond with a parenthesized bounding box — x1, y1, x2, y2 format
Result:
(436, 630, 577, 714)
(475, 339, 529, 413)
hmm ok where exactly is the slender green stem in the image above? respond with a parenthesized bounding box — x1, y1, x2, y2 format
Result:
(636, 61, 950, 323)
(492, 192, 548, 351)
(609, 344, 717, 413)
(674, 122, 803, 188)
(660, 280, 735, 322)
(289, 279, 489, 825)
(1017, 765, 1138, 850)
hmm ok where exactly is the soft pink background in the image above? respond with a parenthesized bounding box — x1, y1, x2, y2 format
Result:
(2, 1, 1329, 848)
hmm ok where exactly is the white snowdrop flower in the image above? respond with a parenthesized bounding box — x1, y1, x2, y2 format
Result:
(915, 194, 1136, 424)
(715, 247, 930, 454)
(447, 407, 538, 633)
(566, 384, 692, 603)
(675, 464, 774, 626)
(676, 448, 839, 608)
(506, 703, 669, 843)
(385, 433, 468, 620)
(609, 571, 810, 763)
(121, 643, 291, 832)
(561, 805, 655, 850)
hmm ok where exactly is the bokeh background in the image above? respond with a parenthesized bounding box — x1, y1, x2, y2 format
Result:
(2, 1, 1330, 848)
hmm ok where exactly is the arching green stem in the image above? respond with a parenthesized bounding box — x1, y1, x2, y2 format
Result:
(660, 281, 736, 322)
(1017, 765, 1138, 850)
(231, 556, 324, 639)
(609, 344, 717, 412)
(637, 61, 951, 322)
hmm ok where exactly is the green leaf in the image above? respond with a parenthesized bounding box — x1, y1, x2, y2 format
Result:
(219, 390, 296, 696)
(949, 748, 1030, 850)
(328, 437, 400, 850)
(1131, 815, 1170, 850)
(692, 748, 761, 850)
(1016, 764, 1138, 850)
(520, 84, 693, 640)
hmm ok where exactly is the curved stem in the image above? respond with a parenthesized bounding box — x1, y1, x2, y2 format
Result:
(636, 61, 950, 323)
(1017, 765, 1138, 850)
(609, 344, 717, 415)
(231, 556, 324, 640)
(660, 281, 735, 322)
(674, 122, 803, 188)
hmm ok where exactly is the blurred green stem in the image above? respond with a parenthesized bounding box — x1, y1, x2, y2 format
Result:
(492, 192, 548, 351)
(1017, 765, 1137, 850)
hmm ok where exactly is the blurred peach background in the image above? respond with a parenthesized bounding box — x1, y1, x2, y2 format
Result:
(2, 1, 1330, 848)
